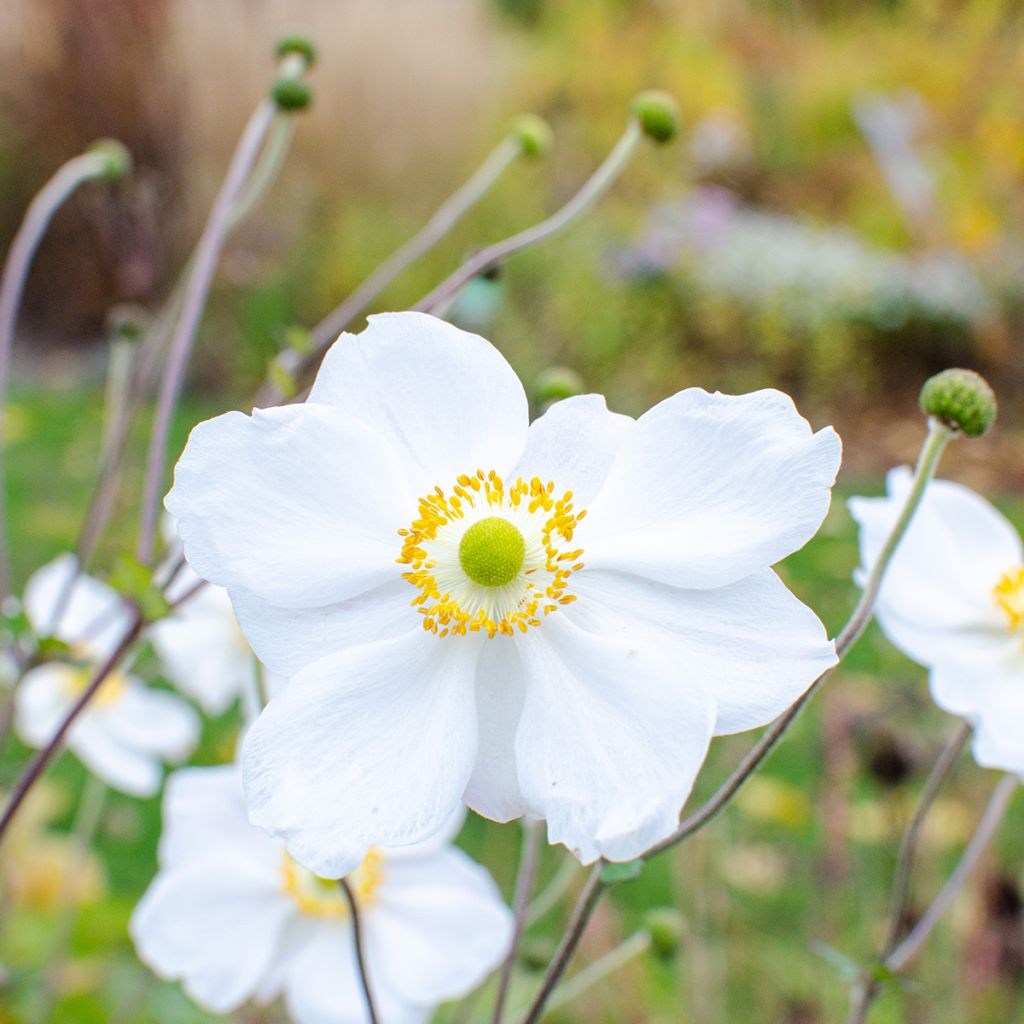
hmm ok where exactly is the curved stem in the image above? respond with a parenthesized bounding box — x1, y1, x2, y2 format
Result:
(519, 865, 605, 1024)
(226, 114, 294, 233)
(0, 150, 114, 600)
(493, 819, 542, 1024)
(338, 877, 381, 1024)
(526, 854, 578, 927)
(414, 120, 643, 315)
(137, 99, 276, 564)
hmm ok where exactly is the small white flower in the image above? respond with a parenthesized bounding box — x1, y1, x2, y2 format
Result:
(167, 312, 840, 874)
(131, 764, 512, 1024)
(150, 517, 263, 715)
(850, 469, 1024, 775)
(15, 555, 199, 797)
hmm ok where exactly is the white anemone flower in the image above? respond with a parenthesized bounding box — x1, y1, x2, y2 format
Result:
(850, 469, 1024, 776)
(149, 516, 263, 715)
(166, 312, 841, 875)
(131, 764, 512, 1024)
(15, 555, 199, 797)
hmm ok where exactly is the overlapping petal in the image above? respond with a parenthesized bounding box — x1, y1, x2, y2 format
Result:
(579, 388, 841, 589)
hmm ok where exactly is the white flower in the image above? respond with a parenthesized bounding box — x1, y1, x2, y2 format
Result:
(15, 555, 199, 796)
(850, 469, 1024, 775)
(131, 764, 512, 1024)
(166, 312, 840, 874)
(149, 516, 262, 715)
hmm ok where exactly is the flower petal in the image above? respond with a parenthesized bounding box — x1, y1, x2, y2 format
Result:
(568, 568, 837, 734)
(229, 579, 415, 679)
(68, 717, 165, 797)
(14, 664, 72, 748)
(91, 684, 199, 763)
(243, 630, 482, 878)
(579, 389, 840, 589)
(971, 685, 1024, 776)
(131, 861, 291, 1014)
(166, 403, 412, 608)
(513, 616, 716, 863)
(369, 846, 512, 1005)
(308, 312, 529, 494)
(514, 394, 633, 505)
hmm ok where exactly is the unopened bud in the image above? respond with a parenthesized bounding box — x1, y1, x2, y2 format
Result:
(510, 114, 553, 159)
(644, 908, 686, 960)
(919, 368, 996, 439)
(88, 139, 132, 180)
(275, 35, 317, 69)
(631, 91, 680, 144)
(271, 78, 313, 112)
(105, 303, 149, 343)
(533, 366, 583, 406)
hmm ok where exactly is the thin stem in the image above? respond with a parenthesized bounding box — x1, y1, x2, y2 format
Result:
(0, 150, 114, 600)
(414, 120, 643, 315)
(226, 115, 295, 233)
(645, 419, 955, 860)
(262, 135, 521, 404)
(493, 819, 543, 1024)
(136, 99, 277, 564)
(526, 854, 578, 927)
(0, 608, 143, 844)
(338, 877, 381, 1024)
(519, 865, 605, 1024)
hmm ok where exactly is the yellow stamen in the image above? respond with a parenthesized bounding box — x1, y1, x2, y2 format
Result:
(280, 847, 385, 918)
(993, 567, 1024, 631)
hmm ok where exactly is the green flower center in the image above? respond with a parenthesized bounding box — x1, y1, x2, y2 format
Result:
(458, 516, 526, 588)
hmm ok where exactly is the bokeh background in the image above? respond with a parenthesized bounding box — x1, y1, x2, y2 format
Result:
(2, 1, 1024, 1022)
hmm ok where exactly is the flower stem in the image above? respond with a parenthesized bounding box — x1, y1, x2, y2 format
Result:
(0, 149, 118, 601)
(338, 876, 381, 1024)
(413, 120, 644, 315)
(493, 819, 543, 1024)
(526, 853, 578, 927)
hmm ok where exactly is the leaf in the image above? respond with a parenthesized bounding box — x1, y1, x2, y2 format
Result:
(109, 554, 171, 622)
(600, 859, 645, 884)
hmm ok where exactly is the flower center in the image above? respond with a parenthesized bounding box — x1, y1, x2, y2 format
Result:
(281, 847, 384, 918)
(60, 664, 126, 708)
(398, 469, 585, 639)
(993, 566, 1024, 631)
(458, 516, 526, 587)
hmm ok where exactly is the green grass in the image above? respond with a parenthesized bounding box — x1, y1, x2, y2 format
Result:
(2, 386, 1022, 1024)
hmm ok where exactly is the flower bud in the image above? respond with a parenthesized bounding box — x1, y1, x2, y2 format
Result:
(644, 908, 686, 960)
(919, 368, 996, 439)
(510, 114, 553, 159)
(631, 91, 680, 144)
(533, 366, 584, 406)
(105, 303, 149, 343)
(275, 35, 317, 69)
(88, 139, 132, 180)
(271, 78, 313, 112)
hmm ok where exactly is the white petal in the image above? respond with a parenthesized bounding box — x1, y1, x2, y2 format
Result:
(282, 924, 426, 1024)
(229, 579, 414, 679)
(514, 616, 716, 863)
(243, 630, 482, 878)
(462, 638, 527, 822)
(131, 861, 291, 1014)
(568, 568, 837, 734)
(971, 685, 1024, 776)
(308, 312, 529, 494)
(68, 717, 165, 796)
(24, 554, 133, 659)
(579, 389, 840, 589)
(369, 846, 512, 1005)
(91, 684, 199, 763)
(514, 394, 633, 505)
(166, 403, 412, 608)
(849, 469, 1021, 644)
(14, 664, 73, 747)
(149, 585, 253, 714)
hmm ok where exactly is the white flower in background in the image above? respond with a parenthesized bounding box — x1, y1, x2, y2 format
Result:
(167, 312, 840, 875)
(850, 469, 1024, 775)
(15, 555, 199, 797)
(131, 764, 512, 1024)
(149, 516, 263, 715)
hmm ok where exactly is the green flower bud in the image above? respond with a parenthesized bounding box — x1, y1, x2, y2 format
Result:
(644, 908, 686, 960)
(533, 366, 584, 406)
(275, 35, 317, 69)
(510, 114, 553, 159)
(630, 91, 680, 144)
(105, 303, 149, 343)
(88, 139, 132, 180)
(271, 78, 313, 112)
(919, 368, 997, 439)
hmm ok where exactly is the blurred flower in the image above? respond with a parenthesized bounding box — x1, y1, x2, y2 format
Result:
(688, 111, 752, 174)
(167, 311, 839, 876)
(131, 765, 511, 1024)
(850, 471, 1024, 775)
(15, 555, 199, 797)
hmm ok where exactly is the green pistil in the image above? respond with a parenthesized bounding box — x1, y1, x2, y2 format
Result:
(459, 517, 526, 588)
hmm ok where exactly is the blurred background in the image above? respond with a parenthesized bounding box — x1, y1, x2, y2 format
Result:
(2, 1, 1024, 1022)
